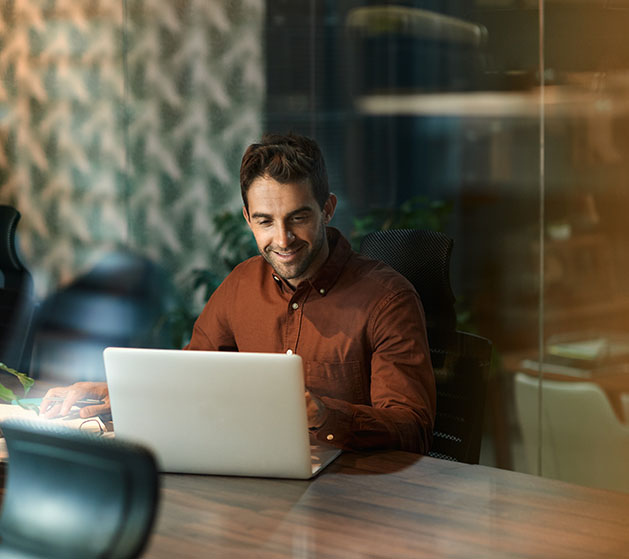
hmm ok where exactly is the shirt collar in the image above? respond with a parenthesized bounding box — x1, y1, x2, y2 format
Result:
(309, 227, 352, 297)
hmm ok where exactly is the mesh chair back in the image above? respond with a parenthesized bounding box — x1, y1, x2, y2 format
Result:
(0, 206, 36, 372)
(0, 420, 159, 559)
(428, 329, 492, 463)
(359, 229, 457, 331)
(360, 228, 492, 463)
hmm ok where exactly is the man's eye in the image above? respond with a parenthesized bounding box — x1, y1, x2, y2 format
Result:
(292, 215, 306, 223)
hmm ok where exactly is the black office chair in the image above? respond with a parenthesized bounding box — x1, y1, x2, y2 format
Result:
(30, 250, 175, 383)
(360, 229, 492, 464)
(0, 205, 36, 373)
(359, 229, 457, 332)
(0, 420, 159, 559)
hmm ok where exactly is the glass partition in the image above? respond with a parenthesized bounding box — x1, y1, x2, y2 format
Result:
(517, 0, 629, 491)
(265, 0, 629, 492)
(1, 0, 628, 491)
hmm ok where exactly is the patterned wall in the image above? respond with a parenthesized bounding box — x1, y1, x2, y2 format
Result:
(0, 0, 264, 306)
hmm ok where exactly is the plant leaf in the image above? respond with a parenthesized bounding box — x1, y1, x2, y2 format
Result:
(0, 383, 18, 404)
(0, 362, 35, 394)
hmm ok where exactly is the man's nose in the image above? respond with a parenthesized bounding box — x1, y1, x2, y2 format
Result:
(276, 225, 295, 248)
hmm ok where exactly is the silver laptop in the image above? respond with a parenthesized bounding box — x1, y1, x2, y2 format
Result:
(103, 347, 341, 479)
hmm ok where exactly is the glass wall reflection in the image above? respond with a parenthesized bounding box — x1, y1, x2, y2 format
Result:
(514, 0, 629, 492)
(267, 0, 629, 491)
(1, 0, 628, 492)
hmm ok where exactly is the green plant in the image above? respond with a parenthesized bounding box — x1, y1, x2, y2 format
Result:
(350, 195, 453, 251)
(0, 362, 38, 412)
(164, 210, 258, 348)
(212, 210, 259, 272)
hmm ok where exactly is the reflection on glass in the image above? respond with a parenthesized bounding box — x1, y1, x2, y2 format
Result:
(267, 0, 629, 492)
(2, 0, 629, 492)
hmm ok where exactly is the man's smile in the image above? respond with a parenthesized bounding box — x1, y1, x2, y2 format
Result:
(269, 245, 305, 261)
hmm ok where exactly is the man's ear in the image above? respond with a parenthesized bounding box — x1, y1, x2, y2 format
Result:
(323, 194, 338, 224)
(243, 206, 252, 227)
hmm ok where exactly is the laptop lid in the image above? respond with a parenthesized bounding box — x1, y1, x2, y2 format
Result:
(103, 347, 339, 479)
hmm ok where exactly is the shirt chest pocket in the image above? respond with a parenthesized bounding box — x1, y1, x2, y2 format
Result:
(303, 360, 370, 405)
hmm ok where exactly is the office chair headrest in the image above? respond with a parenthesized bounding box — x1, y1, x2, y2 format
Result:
(0, 205, 26, 273)
(0, 420, 160, 559)
(359, 228, 457, 332)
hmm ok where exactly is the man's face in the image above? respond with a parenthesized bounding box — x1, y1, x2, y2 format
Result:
(243, 176, 337, 287)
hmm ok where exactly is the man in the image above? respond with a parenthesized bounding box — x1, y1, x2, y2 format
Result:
(41, 133, 436, 453)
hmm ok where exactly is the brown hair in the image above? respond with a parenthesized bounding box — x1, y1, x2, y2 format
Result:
(240, 133, 329, 211)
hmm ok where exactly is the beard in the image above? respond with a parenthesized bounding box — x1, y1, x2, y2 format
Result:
(261, 222, 327, 283)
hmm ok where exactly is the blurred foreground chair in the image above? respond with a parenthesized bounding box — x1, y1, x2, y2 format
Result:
(0, 420, 159, 559)
(0, 206, 36, 373)
(360, 229, 492, 463)
(514, 372, 629, 492)
(30, 250, 175, 383)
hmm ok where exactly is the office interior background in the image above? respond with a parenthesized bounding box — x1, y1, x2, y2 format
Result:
(1, 0, 629, 492)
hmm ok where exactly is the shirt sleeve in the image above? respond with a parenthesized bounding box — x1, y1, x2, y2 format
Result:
(310, 289, 436, 454)
(184, 279, 238, 352)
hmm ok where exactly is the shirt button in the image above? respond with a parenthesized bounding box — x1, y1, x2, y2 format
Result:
(319, 288, 326, 295)
(326, 434, 334, 441)
(291, 302, 299, 310)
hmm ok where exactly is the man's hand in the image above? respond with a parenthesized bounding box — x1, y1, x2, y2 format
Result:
(39, 382, 110, 419)
(305, 390, 327, 429)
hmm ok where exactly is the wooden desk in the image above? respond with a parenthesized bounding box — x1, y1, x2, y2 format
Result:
(143, 452, 629, 558)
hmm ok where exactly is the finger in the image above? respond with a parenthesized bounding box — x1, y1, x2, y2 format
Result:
(41, 402, 63, 419)
(39, 389, 66, 415)
(79, 403, 110, 418)
(58, 390, 84, 417)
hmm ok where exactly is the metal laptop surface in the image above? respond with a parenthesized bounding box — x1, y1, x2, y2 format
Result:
(103, 347, 340, 479)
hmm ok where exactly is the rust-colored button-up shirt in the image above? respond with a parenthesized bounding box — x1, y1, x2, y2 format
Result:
(186, 228, 436, 453)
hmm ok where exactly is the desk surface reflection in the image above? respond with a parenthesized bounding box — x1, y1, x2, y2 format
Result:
(143, 451, 629, 559)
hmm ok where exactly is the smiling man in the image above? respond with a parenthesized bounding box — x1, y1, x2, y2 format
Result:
(41, 133, 436, 454)
(185, 133, 436, 452)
